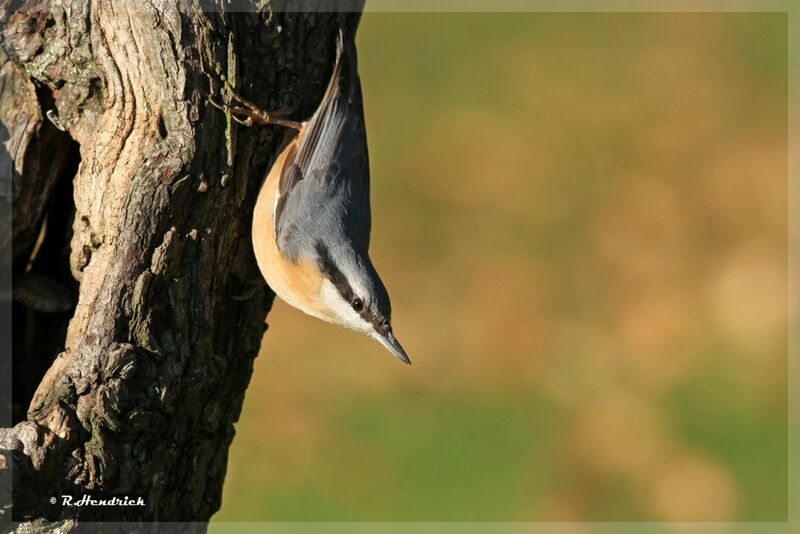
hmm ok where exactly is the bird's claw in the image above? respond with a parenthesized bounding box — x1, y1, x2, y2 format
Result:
(208, 87, 302, 131)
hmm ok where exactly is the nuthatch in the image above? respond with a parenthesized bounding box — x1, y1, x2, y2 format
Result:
(211, 26, 410, 364)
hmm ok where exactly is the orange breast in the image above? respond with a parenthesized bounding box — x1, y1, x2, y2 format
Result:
(252, 139, 332, 321)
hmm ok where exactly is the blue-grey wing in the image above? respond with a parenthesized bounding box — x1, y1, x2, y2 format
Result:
(275, 29, 371, 260)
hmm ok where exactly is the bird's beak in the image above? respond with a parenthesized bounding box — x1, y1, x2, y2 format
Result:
(373, 329, 411, 365)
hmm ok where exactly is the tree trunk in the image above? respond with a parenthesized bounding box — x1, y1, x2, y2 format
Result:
(0, 0, 359, 527)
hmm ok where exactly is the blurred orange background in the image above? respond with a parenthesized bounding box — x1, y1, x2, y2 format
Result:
(214, 12, 788, 522)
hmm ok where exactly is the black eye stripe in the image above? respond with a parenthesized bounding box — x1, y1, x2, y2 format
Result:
(315, 243, 393, 332)
(315, 242, 375, 322)
(372, 317, 391, 335)
(315, 242, 354, 302)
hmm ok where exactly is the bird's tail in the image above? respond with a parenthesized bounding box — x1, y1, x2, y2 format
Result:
(323, 21, 358, 106)
(290, 15, 362, 175)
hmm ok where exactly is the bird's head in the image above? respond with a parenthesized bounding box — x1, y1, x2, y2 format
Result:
(314, 242, 410, 364)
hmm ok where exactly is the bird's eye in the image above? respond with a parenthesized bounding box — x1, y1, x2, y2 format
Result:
(351, 297, 364, 312)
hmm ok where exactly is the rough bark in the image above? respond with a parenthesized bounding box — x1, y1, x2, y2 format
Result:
(0, 0, 357, 527)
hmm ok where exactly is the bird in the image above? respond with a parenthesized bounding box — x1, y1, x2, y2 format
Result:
(209, 24, 410, 365)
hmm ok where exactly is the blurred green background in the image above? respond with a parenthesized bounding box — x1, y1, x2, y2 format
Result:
(214, 12, 787, 522)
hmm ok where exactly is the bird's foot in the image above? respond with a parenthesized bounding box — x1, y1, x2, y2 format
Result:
(208, 87, 302, 131)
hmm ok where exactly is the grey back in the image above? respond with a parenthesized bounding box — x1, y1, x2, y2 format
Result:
(275, 28, 372, 262)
